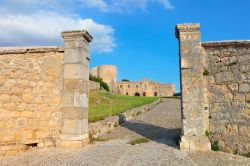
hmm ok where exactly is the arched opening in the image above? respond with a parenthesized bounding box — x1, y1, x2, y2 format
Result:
(154, 92, 157, 96)
(143, 92, 146, 96)
(126, 92, 128, 96)
(135, 92, 140, 96)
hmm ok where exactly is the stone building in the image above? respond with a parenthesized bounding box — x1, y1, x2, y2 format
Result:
(176, 23, 250, 154)
(117, 79, 175, 97)
(0, 30, 92, 156)
(90, 65, 117, 92)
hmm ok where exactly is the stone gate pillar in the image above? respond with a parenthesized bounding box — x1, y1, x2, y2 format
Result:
(59, 30, 93, 148)
(176, 24, 211, 151)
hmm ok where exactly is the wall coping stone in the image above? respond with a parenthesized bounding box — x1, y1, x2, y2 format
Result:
(175, 23, 200, 38)
(0, 46, 64, 55)
(61, 30, 93, 43)
(202, 40, 250, 47)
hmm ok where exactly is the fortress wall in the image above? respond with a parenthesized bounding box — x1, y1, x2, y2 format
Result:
(203, 41, 250, 154)
(89, 81, 100, 91)
(176, 23, 250, 153)
(90, 67, 98, 77)
(98, 65, 117, 87)
(91, 65, 117, 92)
(0, 47, 64, 155)
(117, 80, 175, 97)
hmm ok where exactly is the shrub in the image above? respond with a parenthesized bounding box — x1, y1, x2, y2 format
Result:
(203, 68, 210, 76)
(205, 130, 211, 139)
(127, 138, 149, 145)
(122, 79, 129, 82)
(89, 74, 110, 91)
(211, 140, 220, 151)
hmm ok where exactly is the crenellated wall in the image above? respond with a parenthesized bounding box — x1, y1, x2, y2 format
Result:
(176, 23, 250, 154)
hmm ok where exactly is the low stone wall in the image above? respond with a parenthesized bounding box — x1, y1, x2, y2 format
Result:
(89, 99, 162, 137)
(89, 81, 100, 91)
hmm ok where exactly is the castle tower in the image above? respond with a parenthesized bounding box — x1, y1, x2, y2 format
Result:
(90, 65, 117, 92)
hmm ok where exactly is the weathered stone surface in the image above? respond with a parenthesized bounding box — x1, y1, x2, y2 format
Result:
(177, 23, 250, 153)
(89, 81, 100, 91)
(60, 30, 92, 148)
(0, 47, 63, 155)
(90, 65, 118, 92)
(176, 23, 211, 151)
(117, 79, 175, 97)
(0, 29, 92, 155)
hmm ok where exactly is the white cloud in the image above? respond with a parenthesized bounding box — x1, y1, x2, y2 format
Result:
(156, 0, 174, 10)
(80, 0, 174, 13)
(81, 0, 109, 12)
(0, 12, 115, 53)
(79, 19, 116, 53)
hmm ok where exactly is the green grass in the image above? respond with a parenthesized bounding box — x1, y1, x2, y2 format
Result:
(127, 138, 149, 145)
(89, 137, 109, 144)
(89, 91, 158, 122)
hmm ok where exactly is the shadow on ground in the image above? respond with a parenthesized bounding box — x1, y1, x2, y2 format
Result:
(120, 119, 181, 149)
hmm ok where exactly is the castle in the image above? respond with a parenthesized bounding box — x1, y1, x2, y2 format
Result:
(90, 65, 176, 97)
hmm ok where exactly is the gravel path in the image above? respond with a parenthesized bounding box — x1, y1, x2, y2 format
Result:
(0, 98, 249, 166)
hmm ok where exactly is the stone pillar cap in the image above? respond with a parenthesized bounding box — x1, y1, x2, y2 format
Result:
(61, 30, 93, 43)
(175, 23, 200, 38)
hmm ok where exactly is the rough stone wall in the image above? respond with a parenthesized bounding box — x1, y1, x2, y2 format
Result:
(176, 23, 250, 153)
(89, 81, 100, 91)
(0, 29, 92, 156)
(117, 79, 175, 97)
(0, 47, 64, 155)
(90, 65, 117, 92)
(203, 41, 250, 154)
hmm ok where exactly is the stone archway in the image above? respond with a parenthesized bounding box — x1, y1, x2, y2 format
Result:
(135, 92, 140, 96)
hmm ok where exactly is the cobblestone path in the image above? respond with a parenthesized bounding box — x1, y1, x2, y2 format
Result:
(1, 99, 249, 166)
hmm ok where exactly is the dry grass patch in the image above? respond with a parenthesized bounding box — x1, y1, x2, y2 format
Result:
(127, 138, 149, 145)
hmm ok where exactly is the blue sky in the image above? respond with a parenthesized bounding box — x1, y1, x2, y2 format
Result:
(0, 0, 250, 92)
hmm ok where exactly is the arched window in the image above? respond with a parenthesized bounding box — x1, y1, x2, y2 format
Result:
(126, 92, 129, 96)
(154, 92, 157, 96)
(128, 85, 130, 88)
(143, 92, 146, 96)
(120, 85, 123, 88)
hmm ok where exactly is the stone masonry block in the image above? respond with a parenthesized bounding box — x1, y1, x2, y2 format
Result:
(74, 92, 88, 108)
(64, 64, 89, 80)
(62, 119, 88, 135)
(62, 107, 88, 120)
(64, 48, 89, 64)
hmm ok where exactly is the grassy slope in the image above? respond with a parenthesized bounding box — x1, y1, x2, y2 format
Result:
(89, 91, 159, 122)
